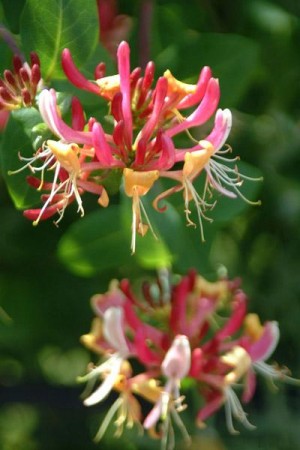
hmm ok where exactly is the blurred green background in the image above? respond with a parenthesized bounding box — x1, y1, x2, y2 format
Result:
(1, 0, 300, 449)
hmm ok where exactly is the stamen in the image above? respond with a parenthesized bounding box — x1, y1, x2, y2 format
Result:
(183, 178, 215, 242)
(224, 387, 256, 434)
(254, 361, 300, 386)
(208, 160, 262, 206)
(94, 397, 124, 442)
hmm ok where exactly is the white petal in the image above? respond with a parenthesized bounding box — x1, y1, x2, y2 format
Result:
(84, 356, 122, 406)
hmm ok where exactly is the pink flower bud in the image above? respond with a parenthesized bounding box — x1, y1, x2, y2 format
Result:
(162, 335, 191, 380)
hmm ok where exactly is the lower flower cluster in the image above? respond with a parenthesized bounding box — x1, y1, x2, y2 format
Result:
(79, 270, 298, 449)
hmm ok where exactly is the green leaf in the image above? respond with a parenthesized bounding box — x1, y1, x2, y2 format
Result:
(57, 206, 132, 277)
(1, 0, 26, 33)
(154, 30, 259, 107)
(20, 0, 99, 81)
(0, 108, 44, 208)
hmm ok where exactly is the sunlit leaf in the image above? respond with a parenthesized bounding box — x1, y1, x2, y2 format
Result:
(20, 0, 99, 80)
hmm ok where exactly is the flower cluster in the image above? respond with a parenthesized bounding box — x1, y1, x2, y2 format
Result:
(9, 41, 260, 251)
(0, 52, 42, 110)
(79, 270, 298, 448)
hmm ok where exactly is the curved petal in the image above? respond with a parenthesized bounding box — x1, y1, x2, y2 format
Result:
(61, 48, 100, 95)
(38, 89, 93, 145)
(92, 122, 124, 167)
(103, 307, 130, 356)
(83, 356, 122, 406)
(216, 292, 247, 340)
(166, 78, 220, 138)
(137, 76, 168, 143)
(249, 321, 280, 362)
(177, 66, 212, 109)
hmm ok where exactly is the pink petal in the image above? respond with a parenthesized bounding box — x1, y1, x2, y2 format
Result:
(216, 291, 247, 340)
(143, 396, 163, 429)
(248, 321, 280, 362)
(138, 76, 168, 143)
(205, 108, 232, 151)
(242, 367, 257, 403)
(166, 78, 220, 138)
(117, 41, 132, 148)
(38, 89, 93, 145)
(92, 122, 124, 167)
(177, 66, 212, 109)
(196, 391, 224, 423)
(61, 49, 100, 95)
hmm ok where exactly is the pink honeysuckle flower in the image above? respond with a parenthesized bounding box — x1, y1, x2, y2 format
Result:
(62, 41, 258, 251)
(195, 345, 255, 434)
(12, 41, 259, 248)
(143, 335, 192, 448)
(0, 52, 42, 110)
(239, 314, 300, 403)
(10, 138, 108, 225)
(9, 92, 109, 224)
(79, 270, 299, 449)
(80, 307, 131, 407)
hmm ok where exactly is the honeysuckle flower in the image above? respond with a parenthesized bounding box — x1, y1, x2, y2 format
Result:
(123, 168, 159, 253)
(0, 53, 42, 110)
(93, 370, 146, 442)
(10, 41, 260, 249)
(239, 314, 300, 403)
(60, 41, 259, 246)
(80, 307, 131, 407)
(9, 92, 108, 224)
(143, 335, 191, 448)
(79, 269, 298, 449)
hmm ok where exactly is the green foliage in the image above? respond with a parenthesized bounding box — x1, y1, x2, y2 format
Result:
(1, 0, 300, 449)
(0, 108, 43, 208)
(20, 0, 99, 80)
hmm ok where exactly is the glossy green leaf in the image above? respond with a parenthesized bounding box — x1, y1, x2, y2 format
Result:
(0, 108, 43, 208)
(20, 0, 99, 81)
(154, 28, 259, 107)
(57, 206, 132, 277)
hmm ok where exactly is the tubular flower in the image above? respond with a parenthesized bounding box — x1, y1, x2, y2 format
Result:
(9, 92, 109, 224)
(79, 269, 298, 449)
(0, 52, 42, 110)
(10, 41, 260, 250)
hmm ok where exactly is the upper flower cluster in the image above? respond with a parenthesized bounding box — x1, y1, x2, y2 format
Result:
(79, 270, 298, 448)
(10, 41, 259, 251)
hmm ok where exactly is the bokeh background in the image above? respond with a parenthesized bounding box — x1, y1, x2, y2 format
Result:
(1, 0, 300, 449)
